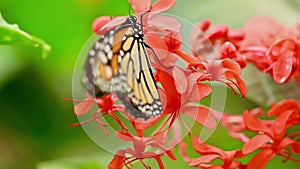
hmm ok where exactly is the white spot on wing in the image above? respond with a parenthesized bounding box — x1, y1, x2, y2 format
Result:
(89, 58, 95, 64)
(104, 45, 110, 53)
(107, 50, 113, 60)
(109, 36, 114, 44)
(105, 65, 113, 79)
(89, 49, 96, 56)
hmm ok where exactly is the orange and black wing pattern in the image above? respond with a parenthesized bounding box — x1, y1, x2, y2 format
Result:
(83, 16, 162, 119)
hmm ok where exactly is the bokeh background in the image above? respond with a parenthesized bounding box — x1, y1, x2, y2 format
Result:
(0, 0, 299, 169)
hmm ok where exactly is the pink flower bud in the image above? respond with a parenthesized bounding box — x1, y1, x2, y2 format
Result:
(198, 19, 211, 32)
(220, 41, 237, 59)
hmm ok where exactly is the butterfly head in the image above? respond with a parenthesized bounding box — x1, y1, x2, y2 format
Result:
(129, 15, 138, 23)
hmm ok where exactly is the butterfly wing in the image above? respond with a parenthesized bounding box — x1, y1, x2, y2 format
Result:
(83, 17, 162, 119)
(117, 26, 163, 119)
(83, 24, 131, 96)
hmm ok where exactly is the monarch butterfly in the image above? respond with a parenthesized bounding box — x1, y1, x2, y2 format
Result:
(82, 15, 163, 119)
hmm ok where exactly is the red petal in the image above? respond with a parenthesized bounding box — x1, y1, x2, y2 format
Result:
(161, 53, 179, 67)
(226, 150, 245, 160)
(220, 42, 237, 59)
(228, 130, 250, 143)
(291, 141, 300, 154)
(210, 165, 226, 169)
(153, 155, 165, 169)
(173, 66, 187, 94)
(208, 24, 229, 41)
(222, 58, 241, 74)
(164, 30, 182, 51)
(145, 33, 169, 56)
(132, 116, 162, 131)
(243, 110, 272, 135)
(267, 99, 300, 117)
(165, 150, 177, 160)
(108, 154, 126, 169)
(224, 70, 248, 97)
(92, 16, 112, 34)
(100, 16, 127, 32)
(74, 100, 94, 116)
(228, 28, 245, 41)
(182, 106, 216, 129)
(190, 83, 212, 101)
(93, 16, 127, 35)
(273, 111, 293, 135)
(278, 137, 296, 150)
(129, 0, 151, 14)
(192, 137, 225, 156)
(183, 72, 201, 102)
(236, 54, 247, 68)
(157, 69, 179, 103)
(198, 19, 211, 32)
(233, 72, 248, 97)
(272, 52, 293, 84)
(148, 15, 181, 32)
(241, 17, 296, 48)
(151, 0, 176, 13)
(294, 66, 300, 82)
(189, 154, 219, 166)
(242, 134, 271, 154)
(247, 148, 275, 169)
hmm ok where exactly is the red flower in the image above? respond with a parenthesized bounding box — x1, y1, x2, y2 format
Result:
(188, 58, 247, 97)
(221, 113, 249, 143)
(68, 93, 128, 136)
(180, 137, 246, 169)
(240, 17, 300, 83)
(156, 65, 217, 132)
(108, 131, 176, 169)
(184, 19, 247, 97)
(129, 0, 180, 34)
(92, 0, 180, 36)
(221, 100, 300, 168)
(268, 99, 300, 125)
(195, 19, 245, 48)
(242, 107, 300, 169)
(220, 42, 247, 68)
(144, 31, 181, 68)
(92, 16, 128, 35)
(189, 19, 246, 68)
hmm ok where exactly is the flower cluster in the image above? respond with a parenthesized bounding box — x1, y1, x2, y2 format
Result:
(240, 17, 300, 84)
(70, 0, 300, 168)
(220, 99, 300, 169)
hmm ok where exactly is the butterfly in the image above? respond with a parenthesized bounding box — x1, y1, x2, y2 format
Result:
(82, 15, 163, 119)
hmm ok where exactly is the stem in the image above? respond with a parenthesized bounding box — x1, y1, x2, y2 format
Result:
(173, 49, 199, 63)
(277, 153, 300, 162)
(139, 159, 151, 169)
(70, 111, 104, 126)
(156, 113, 174, 133)
(179, 114, 191, 135)
(123, 158, 138, 167)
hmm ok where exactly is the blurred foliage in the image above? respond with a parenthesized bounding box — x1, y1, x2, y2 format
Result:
(0, 0, 299, 169)
(0, 13, 51, 58)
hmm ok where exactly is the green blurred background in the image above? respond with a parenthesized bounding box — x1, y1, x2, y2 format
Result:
(0, 0, 299, 169)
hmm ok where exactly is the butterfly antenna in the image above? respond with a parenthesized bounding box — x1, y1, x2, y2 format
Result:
(128, 3, 131, 15)
(140, 6, 173, 69)
(140, 6, 152, 33)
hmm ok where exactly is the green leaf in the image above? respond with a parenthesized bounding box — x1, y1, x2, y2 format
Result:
(0, 12, 51, 58)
